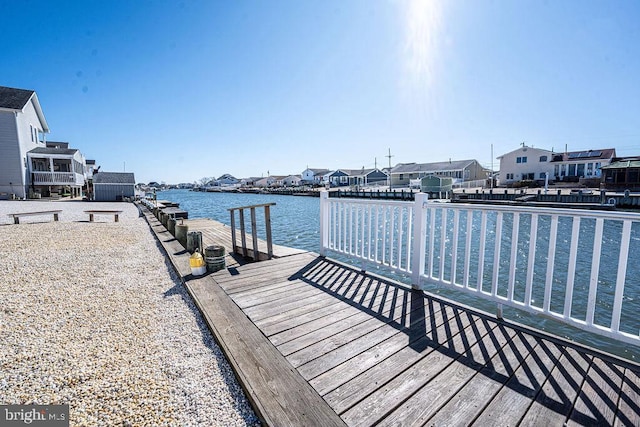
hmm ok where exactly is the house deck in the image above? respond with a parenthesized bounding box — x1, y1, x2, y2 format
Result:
(144, 208, 640, 426)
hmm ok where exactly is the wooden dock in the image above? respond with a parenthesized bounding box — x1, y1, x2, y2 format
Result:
(181, 218, 307, 260)
(142, 207, 640, 426)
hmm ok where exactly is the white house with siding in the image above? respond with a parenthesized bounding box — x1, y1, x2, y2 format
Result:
(0, 85, 50, 199)
(301, 168, 330, 185)
(497, 145, 554, 186)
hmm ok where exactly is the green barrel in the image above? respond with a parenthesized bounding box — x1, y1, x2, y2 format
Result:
(205, 245, 226, 272)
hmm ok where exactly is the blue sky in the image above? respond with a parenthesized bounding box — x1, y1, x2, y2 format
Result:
(2, 0, 639, 184)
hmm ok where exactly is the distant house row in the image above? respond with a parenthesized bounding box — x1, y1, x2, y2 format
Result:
(187, 144, 640, 193)
(0, 85, 135, 201)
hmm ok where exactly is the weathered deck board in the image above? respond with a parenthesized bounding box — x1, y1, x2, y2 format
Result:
(143, 205, 640, 427)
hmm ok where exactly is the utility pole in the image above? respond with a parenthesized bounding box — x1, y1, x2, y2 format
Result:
(386, 148, 393, 189)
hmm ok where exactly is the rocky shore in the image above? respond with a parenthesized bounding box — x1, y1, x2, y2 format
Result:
(0, 201, 259, 426)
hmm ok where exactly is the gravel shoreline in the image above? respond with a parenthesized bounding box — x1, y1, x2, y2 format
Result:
(0, 200, 260, 426)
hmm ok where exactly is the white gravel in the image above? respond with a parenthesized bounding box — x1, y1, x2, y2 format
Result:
(0, 200, 260, 426)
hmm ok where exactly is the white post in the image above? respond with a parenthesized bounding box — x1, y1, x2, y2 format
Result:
(544, 172, 549, 195)
(319, 190, 330, 256)
(411, 192, 429, 289)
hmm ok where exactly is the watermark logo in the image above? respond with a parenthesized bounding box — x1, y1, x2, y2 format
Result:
(1, 405, 68, 426)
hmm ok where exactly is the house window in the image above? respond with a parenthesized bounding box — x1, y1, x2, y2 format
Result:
(399, 174, 404, 180)
(506, 173, 514, 180)
(539, 156, 547, 162)
(539, 172, 546, 179)
(30, 125, 34, 142)
(516, 156, 528, 164)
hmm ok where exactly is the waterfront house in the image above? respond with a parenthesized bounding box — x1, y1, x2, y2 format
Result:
(255, 175, 287, 188)
(390, 160, 489, 188)
(342, 168, 388, 187)
(93, 171, 136, 201)
(217, 174, 240, 186)
(601, 157, 640, 191)
(550, 148, 616, 185)
(240, 177, 261, 187)
(282, 175, 302, 187)
(27, 141, 87, 198)
(497, 145, 554, 187)
(0, 85, 50, 199)
(301, 168, 330, 185)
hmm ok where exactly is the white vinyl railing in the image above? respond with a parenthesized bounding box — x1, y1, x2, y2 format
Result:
(320, 191, 640, 346)
(31, 171, 83, 185)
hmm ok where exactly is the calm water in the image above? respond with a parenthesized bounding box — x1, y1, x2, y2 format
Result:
(158, 189, 639, 360)
(159, 189, 321, 252)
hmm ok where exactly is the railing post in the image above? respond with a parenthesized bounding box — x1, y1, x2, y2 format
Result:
(250, 207, 259, 260)
(411, 193, 429, 289)
(229, 210, 238, 254)
(320, 190, 329, 256)
(264, 204, 274, 259)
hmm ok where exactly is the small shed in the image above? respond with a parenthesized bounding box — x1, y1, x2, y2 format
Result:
(93, 172, 135, 201)
(420, 175, 453, 193)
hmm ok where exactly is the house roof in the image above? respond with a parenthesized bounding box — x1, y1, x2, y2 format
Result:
(338, 168, 383, 177)
(391, 160, 477, 174)
(28, 147, 79, 156)
(550, 148, 616, 162)
(496, 146, 553, 160)
(305, 168, 330, 175)
(93, 172, 136, 184)
(601, 158, 640, 169)
(0, 86, 34, 109)
(0, 85, 50, 132)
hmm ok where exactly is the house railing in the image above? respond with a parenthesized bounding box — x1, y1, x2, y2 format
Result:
(319, 191, 640, 346)
(228, 203, 275, 261)
(31, 171, 84, 185)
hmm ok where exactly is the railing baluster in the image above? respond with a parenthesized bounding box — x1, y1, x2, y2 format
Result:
(543, 215, 559, 313)
(367, 205, 373, 260)
(390, 207, 396, 267)
(611, 219, 632, 333)
(507, 213, 520, 301)
(382, 206, 387, 265)
(563, 217, 581, 319)
(405, 206, 413, 272)
(491, 212, 503, 297)
(477, 211, 487, 292)
(374, 205, 380, 262)
(428, 206, 436, 278)
(439, 208, 447, 282)
(361, 205, 366, 258)
(397, 208, 404, 270)
(463, 210, 473, 289)
(451, 209, 460, 285)
(586, 218, 605, 326)
(348, 203, 354, 255)
(525, 214, 538, 306)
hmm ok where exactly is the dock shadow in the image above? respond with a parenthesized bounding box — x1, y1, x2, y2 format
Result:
(286, 256, 634, 424)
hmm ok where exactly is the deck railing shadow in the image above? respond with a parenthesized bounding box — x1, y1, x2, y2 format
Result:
(289, 256, 639, 424)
